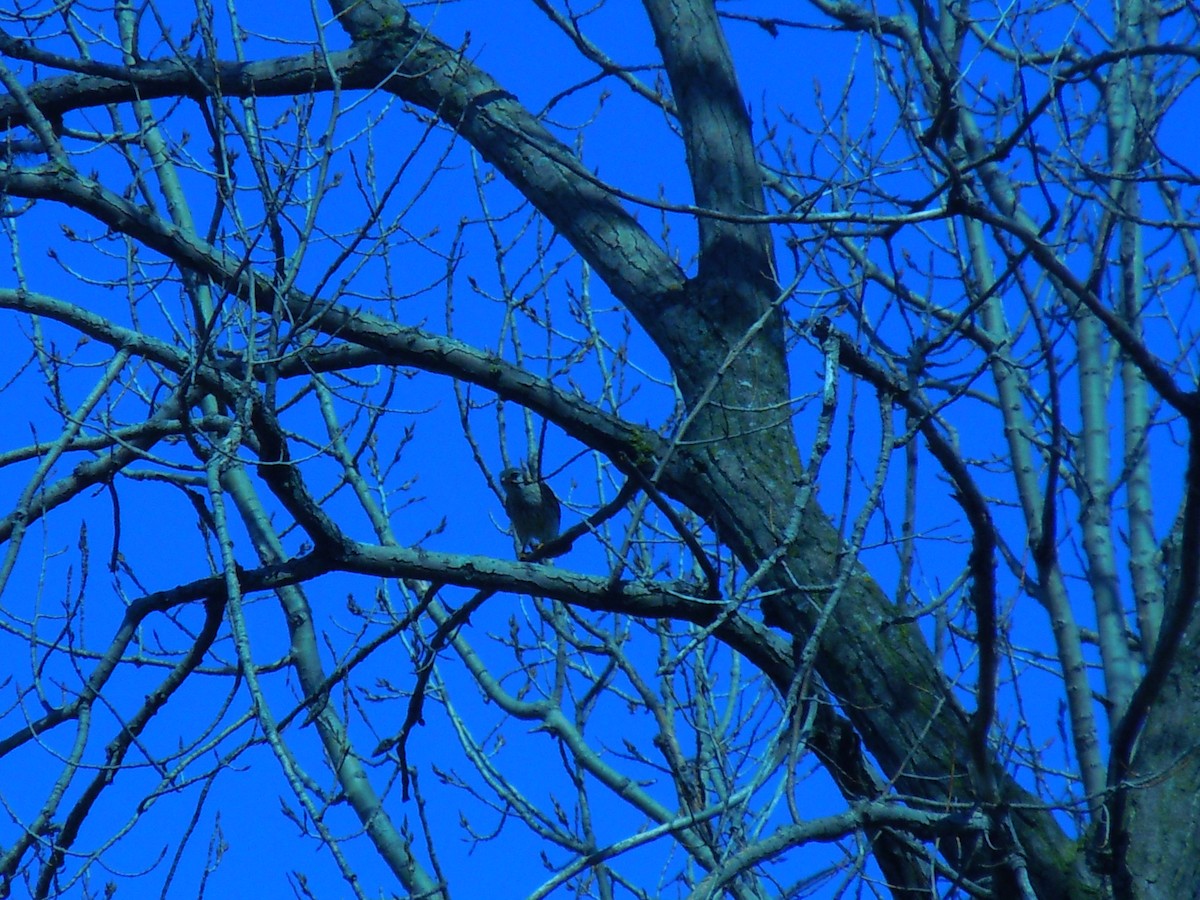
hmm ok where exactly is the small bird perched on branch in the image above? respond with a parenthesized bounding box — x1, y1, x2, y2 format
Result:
(500, 465, 561, 552)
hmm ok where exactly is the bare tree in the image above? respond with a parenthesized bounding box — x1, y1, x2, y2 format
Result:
(0, 0, 1196, 897)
